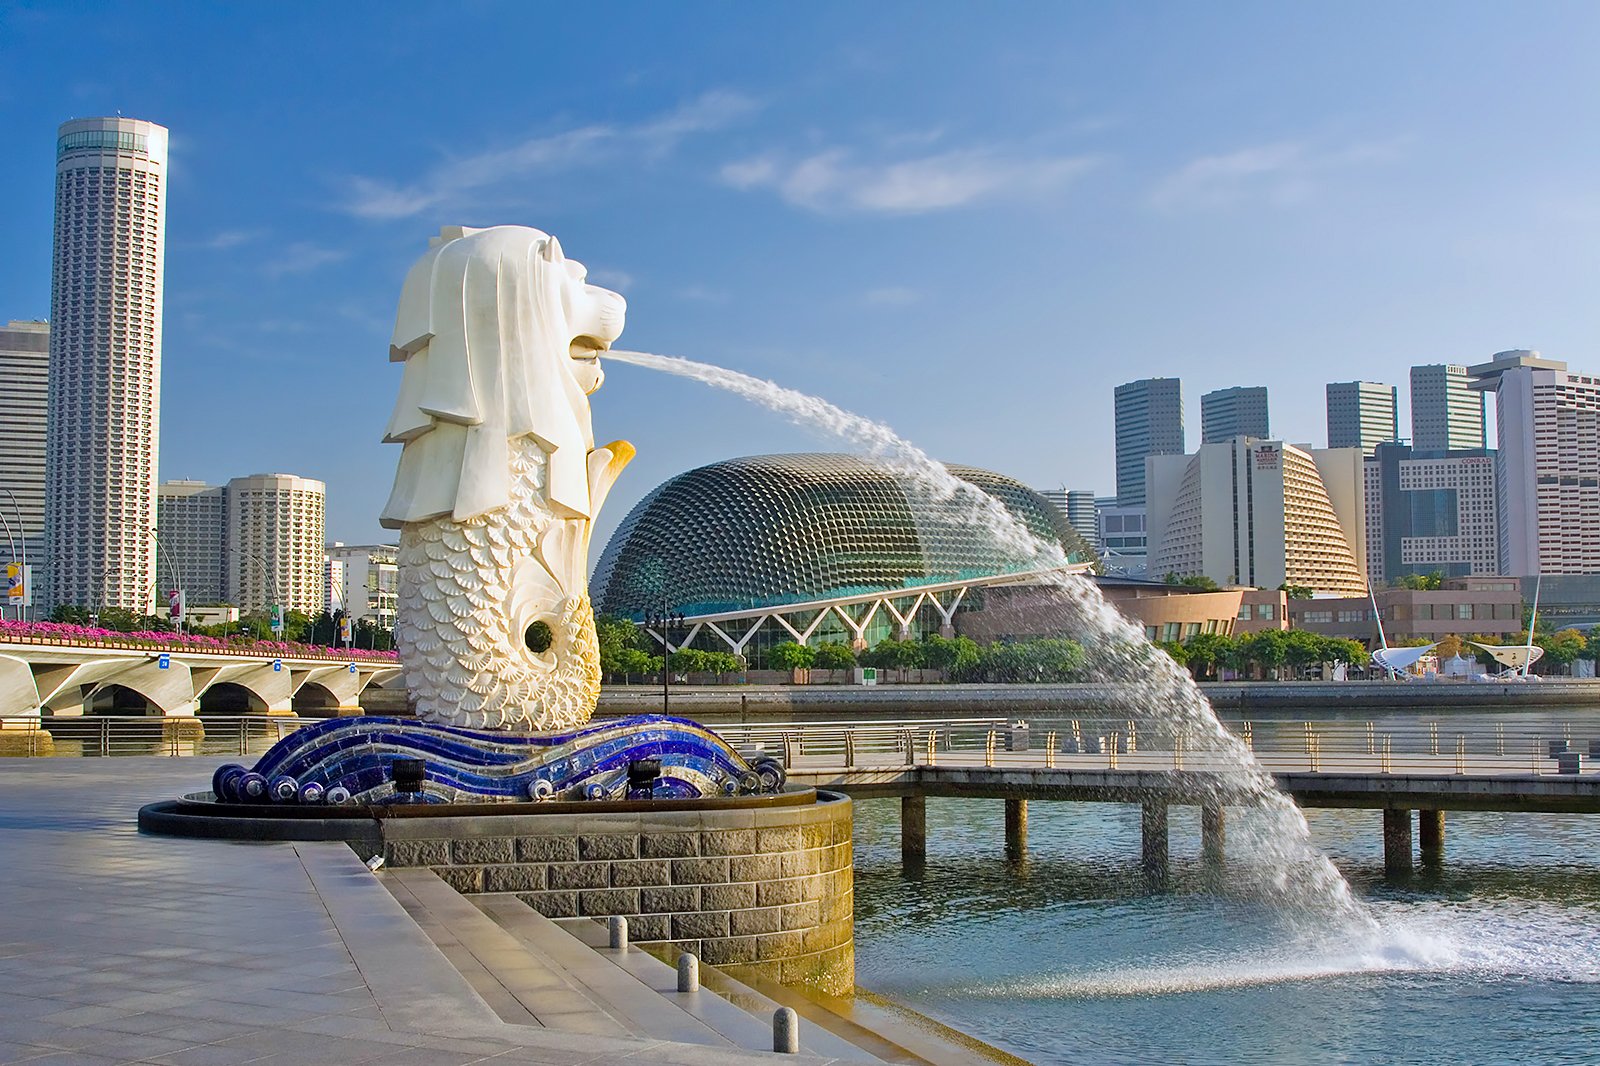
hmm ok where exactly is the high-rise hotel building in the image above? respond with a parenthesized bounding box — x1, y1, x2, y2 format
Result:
(1469, 350, 1600, 575)
(0, 321, 49, 577)
(225, 474, 327, 614)
(45, 117, 168, 612)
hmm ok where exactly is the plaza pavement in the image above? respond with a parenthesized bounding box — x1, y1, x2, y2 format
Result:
(0, 757, 861, 1066)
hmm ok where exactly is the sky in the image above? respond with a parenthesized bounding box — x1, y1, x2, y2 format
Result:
(4, 2, 1600, 566)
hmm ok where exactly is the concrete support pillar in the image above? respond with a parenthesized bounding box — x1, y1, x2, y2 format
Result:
(1004, 798, 1027, 858)
(1383, 808, 1413, 876)
(901, 794, 926, 865)
(1141, 801, 1169, 881)
(1418, 809, 1444, 866)
(1201, 803, 1226, 865)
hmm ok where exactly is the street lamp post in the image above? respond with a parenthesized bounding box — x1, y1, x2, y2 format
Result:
(0, 509, 16, 622)
(643, 595, 688, 717)
(0, 488, 27, 622)
(223, 545, 280, 640)
(147, 528, 186, 636)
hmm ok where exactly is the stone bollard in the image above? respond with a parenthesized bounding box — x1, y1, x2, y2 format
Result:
(677, 953, 699, 993)
(773, 1007, 799, 1053)
(607, 915, 628, 951)
(1006, 721, 1030, 752)
(1558, 752, 1584, 775)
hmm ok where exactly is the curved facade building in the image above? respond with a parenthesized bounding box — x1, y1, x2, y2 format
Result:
(594, 453, 1086, 618)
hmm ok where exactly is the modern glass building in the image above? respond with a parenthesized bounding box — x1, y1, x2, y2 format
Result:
(1326, 380, 1399, 454)
(593, 453, 1088, 620)
(1410, 363, 1487, 451)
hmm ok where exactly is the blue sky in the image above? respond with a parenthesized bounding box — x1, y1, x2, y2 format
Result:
(4, 3, 1599, 562)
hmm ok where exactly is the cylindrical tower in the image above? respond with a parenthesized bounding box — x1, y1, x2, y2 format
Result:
(46, 117, 169, 613)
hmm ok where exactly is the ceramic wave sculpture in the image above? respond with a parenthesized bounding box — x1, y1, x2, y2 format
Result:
(210, 715, 786, 805)
(380, 226, 634, 730)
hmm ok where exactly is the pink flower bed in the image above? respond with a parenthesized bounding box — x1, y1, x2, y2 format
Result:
(0, 618, 399, 661)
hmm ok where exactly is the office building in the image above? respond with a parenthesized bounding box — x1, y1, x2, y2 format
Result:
(1146, 437, 1367, 595)
(1469, 350, 1600, 574)
(325, 542, 399, 630)
(155, 481, 226, 604)
(1037, 488, 1099, 551)
(1326, 380, 1399, 454)
(1363, 444, 1498, 585)
(1113, 378, 1184, 506)
(1411, 364, 1487, 451)
(1095, 504, 1147, 577)
(1200, 386, 1270, 444)
(225, 474, 327, 613)
(45, 117, 169, 612)
(0, 321, 49, 577)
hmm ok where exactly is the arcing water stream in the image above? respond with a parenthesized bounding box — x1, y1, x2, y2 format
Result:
(604, 348, 1404, 943)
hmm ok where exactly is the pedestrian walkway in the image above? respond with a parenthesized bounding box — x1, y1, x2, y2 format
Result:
(0, 757, 872, 1066)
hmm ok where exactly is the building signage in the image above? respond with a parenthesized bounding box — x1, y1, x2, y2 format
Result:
(1255, 445, 1280, 470)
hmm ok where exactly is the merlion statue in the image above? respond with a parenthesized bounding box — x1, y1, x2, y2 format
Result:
(381, 226, 633, 730)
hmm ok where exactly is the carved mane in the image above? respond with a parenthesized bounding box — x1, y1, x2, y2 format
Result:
(380, 226, 600, 528)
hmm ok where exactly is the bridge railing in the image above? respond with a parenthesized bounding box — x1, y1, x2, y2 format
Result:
(0, 715, 308, 758)
(719, 716, 1600, 776)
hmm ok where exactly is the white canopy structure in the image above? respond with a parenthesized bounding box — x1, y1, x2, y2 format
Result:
(1371, 644, 1438, 674)
(1466, 642, 1545, 673)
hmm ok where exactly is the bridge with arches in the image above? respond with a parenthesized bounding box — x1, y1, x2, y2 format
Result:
(0, 637, 402, 720)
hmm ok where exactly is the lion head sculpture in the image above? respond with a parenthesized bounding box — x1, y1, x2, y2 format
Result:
(380, 225, 627, 527)
(380, 226, 633, 731)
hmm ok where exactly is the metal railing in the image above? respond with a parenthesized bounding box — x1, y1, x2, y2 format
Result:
(0, 715, 307, 758)
(2, 713, 1596, 778)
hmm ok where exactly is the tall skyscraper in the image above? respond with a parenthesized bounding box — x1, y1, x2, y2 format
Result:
(156, 481, 227, 604)
(1469, 350, 1600, 574)
(0, 321, 49, 580)
(1200, 386, 1270, 444)
(1326, 380, 1398, 453)
(45, 117, 169, 612)
(225, 474, 327, 613)
(1114, 378, 1184, 507)
(1410, 364, 1486, 451)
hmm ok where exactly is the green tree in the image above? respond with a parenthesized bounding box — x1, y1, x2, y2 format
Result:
(1155, 640, 1189, 667)
(1278, 583, 1314, 600)
(1536, 628, 1587, 672)
(1394, 571, 1443, 590)
(920, 634, 959, 678)
(1239, 629, 1289, 678)
(1164, 572, 1219, 591)
(1182, 632, 1235, 680)
(668, 647, 709, 676)
(615, 647, 655, 681)
(1283, 629, 1328, 674)
(769, 641, 816, 675)
(813, 641, 856, 681)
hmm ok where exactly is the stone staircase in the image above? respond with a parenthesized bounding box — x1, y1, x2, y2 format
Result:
(380, 868, 1004, 1064)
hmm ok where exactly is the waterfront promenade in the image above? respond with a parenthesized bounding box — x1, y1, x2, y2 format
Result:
(0, 758, 875, 1066)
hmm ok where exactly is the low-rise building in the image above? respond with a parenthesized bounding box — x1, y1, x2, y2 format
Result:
(1286, 576, 1522, 644)
(325, 542, 399, 629)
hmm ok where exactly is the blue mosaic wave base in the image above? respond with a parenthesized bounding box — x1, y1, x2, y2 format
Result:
(210, 715, 784, 805)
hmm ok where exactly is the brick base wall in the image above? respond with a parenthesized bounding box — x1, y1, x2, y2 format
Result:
(379, 791, 854, 995)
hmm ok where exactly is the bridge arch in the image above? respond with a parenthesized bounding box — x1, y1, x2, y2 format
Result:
(198, 682, 269, 715)
(87, 684, 162, 716)
(292, 682, 340, 714)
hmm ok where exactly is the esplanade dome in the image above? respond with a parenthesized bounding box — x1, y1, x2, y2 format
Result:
(593, 453, 1090, 618)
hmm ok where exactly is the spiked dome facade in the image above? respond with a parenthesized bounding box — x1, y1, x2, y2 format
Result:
(593, 453, 1090, 619)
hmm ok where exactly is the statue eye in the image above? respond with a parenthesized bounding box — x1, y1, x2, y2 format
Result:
(524, 621, 553, 653)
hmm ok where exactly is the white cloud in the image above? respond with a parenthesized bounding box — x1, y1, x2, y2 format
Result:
(340, 91, 759, 220)
(863, 286, 920, 306)
(720, 146, 1098, 215)
(264, 242, 348, 277)
(199, 229, 260, 250)
(1151, 139, 1403, 211)
(587, 268, 636, 292)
